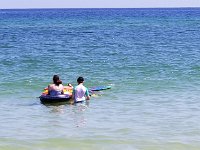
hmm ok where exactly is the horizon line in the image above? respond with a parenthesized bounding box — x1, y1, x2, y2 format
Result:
(1, 7, 200, 10)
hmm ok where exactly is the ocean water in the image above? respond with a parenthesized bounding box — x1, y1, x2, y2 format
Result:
(0, 8, 200, 150)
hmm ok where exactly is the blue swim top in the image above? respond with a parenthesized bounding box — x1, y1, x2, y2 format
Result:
(49, 90, 62, 96)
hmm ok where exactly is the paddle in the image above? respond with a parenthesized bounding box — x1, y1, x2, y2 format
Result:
(89, 85, 111, 91)
(88, 85, 111, 96)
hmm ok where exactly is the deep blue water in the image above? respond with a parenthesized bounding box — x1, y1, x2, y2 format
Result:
(0, 8, 200, 150)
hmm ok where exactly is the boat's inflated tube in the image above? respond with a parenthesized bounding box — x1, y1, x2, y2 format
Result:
(39, 94, 71, 103)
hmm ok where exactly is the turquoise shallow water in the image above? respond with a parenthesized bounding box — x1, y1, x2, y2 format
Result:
(0, 8, 200, 149)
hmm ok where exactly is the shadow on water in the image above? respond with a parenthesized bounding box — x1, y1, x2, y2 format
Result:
(41, 101, 72, 107)
(41, 99, 90, 107)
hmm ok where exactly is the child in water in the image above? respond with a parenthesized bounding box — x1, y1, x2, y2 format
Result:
(72, 77, 90, 103)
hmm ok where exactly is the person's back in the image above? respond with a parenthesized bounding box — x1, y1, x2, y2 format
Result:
(49, 84, 63, 96)
(48, 75, 64, 96)
(73, 77, 90, 102)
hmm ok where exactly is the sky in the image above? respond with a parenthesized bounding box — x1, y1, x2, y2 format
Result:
(0, 0, 200, 9)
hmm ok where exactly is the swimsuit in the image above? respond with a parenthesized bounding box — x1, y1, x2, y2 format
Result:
(49, 90, 62, 96)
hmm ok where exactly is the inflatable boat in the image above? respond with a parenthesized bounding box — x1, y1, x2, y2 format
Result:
(39, 86, 73, 104)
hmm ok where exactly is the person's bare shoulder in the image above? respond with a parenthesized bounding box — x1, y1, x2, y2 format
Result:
(48, 84, 54, 89)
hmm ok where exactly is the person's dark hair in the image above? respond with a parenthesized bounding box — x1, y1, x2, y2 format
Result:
(77, 76, 84, 83)
(53, 75, 62, 86)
